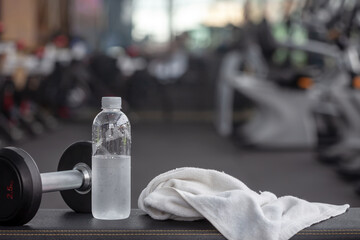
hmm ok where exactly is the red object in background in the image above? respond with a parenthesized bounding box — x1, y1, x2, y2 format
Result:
(36, 46, 45, 58)
(54, 35, 69, 48)
(3, 92, 14, 111)
(16, 40, 26, 51)
(20, 100, 31, 116)
(126, 45, 140, 58)
(0, 21, 4, 33)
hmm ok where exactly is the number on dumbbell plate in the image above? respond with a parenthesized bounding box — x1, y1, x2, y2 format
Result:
(6, 181, 14, 200)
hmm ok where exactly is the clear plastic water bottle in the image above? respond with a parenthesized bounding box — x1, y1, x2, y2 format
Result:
(92, 97, 131, 220)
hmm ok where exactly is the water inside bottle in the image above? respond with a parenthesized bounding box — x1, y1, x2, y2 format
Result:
(92, 155, 131, 220)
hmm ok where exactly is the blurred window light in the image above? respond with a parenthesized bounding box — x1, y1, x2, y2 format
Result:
(202, 1, 243, 27)
(131, 0, 306, 47)
(173, 0, 214, 32)
(132, 0, 246, 44)
(132, 0, 170, 43)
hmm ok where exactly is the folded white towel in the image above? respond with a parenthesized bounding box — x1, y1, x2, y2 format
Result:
(138, 167, 349, 240)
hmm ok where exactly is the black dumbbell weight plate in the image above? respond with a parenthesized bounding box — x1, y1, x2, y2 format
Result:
(0, 147, 42, 225)
(58, 141, 92, 213)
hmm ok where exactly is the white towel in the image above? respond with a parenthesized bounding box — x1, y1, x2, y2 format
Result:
(138, 167, 349, 240)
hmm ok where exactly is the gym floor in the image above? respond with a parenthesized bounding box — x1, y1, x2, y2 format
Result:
(14, 118, 360, 210)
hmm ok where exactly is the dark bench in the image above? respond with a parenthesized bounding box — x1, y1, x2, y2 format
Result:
(0, 208, 359, 239)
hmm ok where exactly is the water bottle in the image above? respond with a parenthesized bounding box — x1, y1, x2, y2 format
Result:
(92, 97, 131, 220)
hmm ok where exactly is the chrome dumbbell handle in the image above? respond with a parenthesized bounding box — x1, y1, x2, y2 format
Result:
(41, 163, 91, 193)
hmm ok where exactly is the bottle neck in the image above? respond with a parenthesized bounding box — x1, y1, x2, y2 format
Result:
(102, 108, 121, 111)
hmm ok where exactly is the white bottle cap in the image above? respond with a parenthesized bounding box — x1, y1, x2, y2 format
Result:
(102, 97, 122, 109)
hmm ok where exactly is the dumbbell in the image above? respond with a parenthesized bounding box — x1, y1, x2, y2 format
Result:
(0, 141, 92, 226)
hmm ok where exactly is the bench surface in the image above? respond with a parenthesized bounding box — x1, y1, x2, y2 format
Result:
(0, 208, 360, 239)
